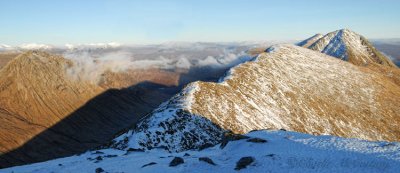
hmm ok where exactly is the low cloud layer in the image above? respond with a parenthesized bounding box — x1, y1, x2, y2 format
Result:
(62, 43, 256, 84)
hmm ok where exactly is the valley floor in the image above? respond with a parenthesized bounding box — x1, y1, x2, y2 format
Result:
(1, 130, 399, 173)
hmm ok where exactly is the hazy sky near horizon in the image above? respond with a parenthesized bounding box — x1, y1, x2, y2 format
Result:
(0, 0, 399, 45)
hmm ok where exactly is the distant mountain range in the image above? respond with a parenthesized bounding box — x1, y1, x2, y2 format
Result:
(1, 38, 399, 67)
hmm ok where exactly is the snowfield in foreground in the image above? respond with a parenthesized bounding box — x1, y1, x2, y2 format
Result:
(2, 130, 399, 173)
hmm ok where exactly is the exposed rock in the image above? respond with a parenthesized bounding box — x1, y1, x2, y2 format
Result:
(95, 156, 103, 161)
(224, 132, 250, 141)
(199, 157, 216, 165)
(95, 167, 104, 173)
(124, 148, 145, 155)
(141, 162, 157, 168)
(235, 157, 255, 170)
(220, 132, 250, 149)
(104, 155, 117, 158)
(247, 138, 267, 143)
(169, 157, 184, 167)
(198, 143, 215, 151)
(127, 148, 145, 152)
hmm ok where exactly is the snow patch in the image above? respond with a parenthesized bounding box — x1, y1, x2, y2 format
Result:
(4, 130, 400, 173)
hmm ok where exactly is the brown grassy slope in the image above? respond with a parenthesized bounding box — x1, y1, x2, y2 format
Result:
(0, 51, 103, 153)
(347, 36, 397, 67)
(348, 37, 400, 86)
(99, 68, 180, 89)
(188, 45, 400, 142)
(0, 51, 179, 168)
(0, 52, 19, 69)
(247, 47, 267, 56)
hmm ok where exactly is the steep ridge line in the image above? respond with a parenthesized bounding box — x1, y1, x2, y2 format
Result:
(110, 44, 400, 153)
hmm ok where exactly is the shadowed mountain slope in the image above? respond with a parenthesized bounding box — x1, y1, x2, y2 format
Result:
(0, 51, 177, 168)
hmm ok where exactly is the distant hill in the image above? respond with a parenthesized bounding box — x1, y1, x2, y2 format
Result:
(0, 51, 179, 168)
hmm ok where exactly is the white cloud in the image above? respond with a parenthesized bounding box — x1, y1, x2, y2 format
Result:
(61, 43, 255, 84)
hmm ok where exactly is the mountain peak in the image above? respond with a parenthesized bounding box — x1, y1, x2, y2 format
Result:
(305, 29, 396, 67)
(1, 50, 71, 77)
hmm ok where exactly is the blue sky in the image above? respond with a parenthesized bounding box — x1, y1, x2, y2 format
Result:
(0, 0, 399, 45)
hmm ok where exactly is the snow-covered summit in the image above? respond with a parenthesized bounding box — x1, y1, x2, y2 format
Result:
(306, 29, 396, 67)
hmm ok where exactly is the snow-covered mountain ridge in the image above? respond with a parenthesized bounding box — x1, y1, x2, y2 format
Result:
(107, 44, 400, 154)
